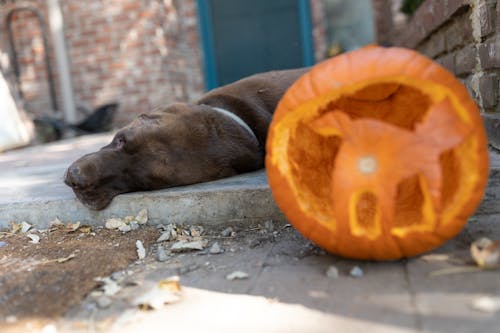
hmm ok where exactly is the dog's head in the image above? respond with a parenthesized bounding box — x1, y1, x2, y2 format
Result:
(64, 103, 259, 210)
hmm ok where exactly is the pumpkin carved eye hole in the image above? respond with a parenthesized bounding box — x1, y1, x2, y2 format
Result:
(321, 83, 432, 131)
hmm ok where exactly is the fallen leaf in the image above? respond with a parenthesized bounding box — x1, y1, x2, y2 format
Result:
(157, 244, 169, 262)
(136, 240, 146, 259)
(226, 271, 249, 280)
(156, 232, 171, 243)
(119, 224, 132, 233)
(326, 265, 339, 278)
(96, 296, 113, 309)
(171, 240, 207, 252)
(471, 296, 500, 313)
(135, 209, 148, 225)
(10, 222, 21, 233)
(66, 221, 81, 232)
(56, 253, 76, 263)
(134, 278, 182, 310)
(471, 237, 500, 269)
(209, 242, 223, 254)
(21, 221, 32, 233)
(158, 276, 181, 292)
(79, 225, 92, 233)
(27, 233, 40, 244)
(41, 253, 76, 264)
(349, 266, 363, 278)
(189, 226, 203, 237)
(420, 254, 451, 262)
(49, 218, 64, 228)
(95, 277, 122, 296)
(105, 218, 126, 230)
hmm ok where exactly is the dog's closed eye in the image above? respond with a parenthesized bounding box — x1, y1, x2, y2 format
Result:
(113, 135, 127, 149)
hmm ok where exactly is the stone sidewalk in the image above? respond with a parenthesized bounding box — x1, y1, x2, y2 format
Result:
(62, 215, 500, 333)
(1, 135, 500, 333)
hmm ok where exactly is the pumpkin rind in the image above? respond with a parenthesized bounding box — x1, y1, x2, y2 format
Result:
(266, 46, 489, 260)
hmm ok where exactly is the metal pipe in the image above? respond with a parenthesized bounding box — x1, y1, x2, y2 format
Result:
(47, 0, 77, 122)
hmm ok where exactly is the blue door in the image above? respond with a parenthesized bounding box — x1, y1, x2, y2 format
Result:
(197, 0, 314, 89)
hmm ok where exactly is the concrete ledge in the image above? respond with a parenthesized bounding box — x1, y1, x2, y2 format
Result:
(0, 134, 285, 229)
(0, 170, 285, 228)
(1, 134, 500, 229)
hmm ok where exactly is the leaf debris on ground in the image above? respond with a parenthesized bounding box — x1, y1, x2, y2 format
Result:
(27, 233, 40, 244)
(134, 276, 182, 310)
(470, 237, 500, 269)
(136, 240, 146, 259)
(226, 271, 249, 280)
(471, 296, 500, 313)
(349, 266, 363, 278)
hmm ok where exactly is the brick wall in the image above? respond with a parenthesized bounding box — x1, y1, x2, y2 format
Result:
(375, 0, 500, 148)
(0, 0, 205, 127)
(61, 0, 204, 126)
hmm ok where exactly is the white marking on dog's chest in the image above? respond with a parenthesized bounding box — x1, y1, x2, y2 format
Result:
(207, 106, 258, 143)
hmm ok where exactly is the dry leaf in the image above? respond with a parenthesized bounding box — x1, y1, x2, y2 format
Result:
(56, 253, 76, 263)
(170, 240, 206, 252)
(135, 209, 148, 225)
(471, 237, 500, 269)
(471, 296, 500, 313)
(20, 221, 32, 233)
(49, 218, 64, 228)
(420, 254, 451, 262)
(349, 266, 364, 278)
(119, 224, 132, 233)
(226, 271, 249, 280)
(27, 233, 40, 244)
(158, 276, 181, 292)
(10, 222, 21, 233)
(41, 253, 76, 264)
(105, 218, 126, 230)
(136, 240, 146, 259)
(95, 277, 122, 296)
(134, 278, 182, 310)
(156, 232, 171, 243)
(79, 225, 92, 233)
(66, 221, 81, 232)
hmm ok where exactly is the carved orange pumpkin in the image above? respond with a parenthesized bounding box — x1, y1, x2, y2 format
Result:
(266, 46, 489, 260)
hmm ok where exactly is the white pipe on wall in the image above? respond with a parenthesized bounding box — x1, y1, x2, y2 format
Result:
(47, 0, 77, 123)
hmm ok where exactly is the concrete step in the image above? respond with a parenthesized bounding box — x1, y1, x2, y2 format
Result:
(0, 133, 499, 229)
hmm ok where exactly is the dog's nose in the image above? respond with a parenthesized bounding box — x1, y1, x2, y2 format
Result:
(65, 164, 86, 188)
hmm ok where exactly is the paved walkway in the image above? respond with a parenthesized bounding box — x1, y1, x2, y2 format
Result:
(1, 135, 500, 332)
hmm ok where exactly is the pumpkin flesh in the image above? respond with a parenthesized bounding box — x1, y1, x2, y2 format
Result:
(267, 51, 489, 260)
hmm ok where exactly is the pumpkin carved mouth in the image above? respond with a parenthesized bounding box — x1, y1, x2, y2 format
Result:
(266, 46, 489, 260)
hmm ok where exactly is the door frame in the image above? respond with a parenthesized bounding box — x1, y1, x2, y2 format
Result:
(196, 0, 315, 90)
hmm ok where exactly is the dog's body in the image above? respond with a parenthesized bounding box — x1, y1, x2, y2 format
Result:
(65, 68, 308, 210)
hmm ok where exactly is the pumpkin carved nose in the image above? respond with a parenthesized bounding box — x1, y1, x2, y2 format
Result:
(357, 156, 377, 174)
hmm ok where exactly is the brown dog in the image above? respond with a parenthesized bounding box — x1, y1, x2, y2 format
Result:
(64, 68, 308, 210)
